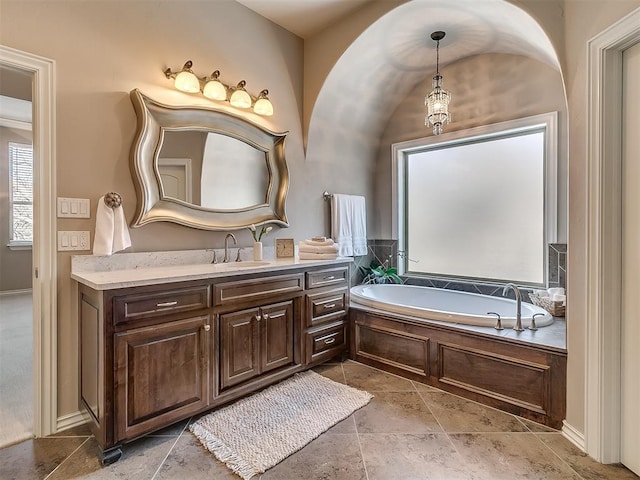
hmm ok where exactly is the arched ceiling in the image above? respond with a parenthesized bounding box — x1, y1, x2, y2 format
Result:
(306, 0, 562, 162)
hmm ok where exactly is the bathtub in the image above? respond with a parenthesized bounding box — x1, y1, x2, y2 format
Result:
(350, 284, 554, 328)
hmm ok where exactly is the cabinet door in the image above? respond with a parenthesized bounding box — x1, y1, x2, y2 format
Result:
(261, 300, 294, 373)
(115, 316, 209, 441)
(220, 307, 261, 390)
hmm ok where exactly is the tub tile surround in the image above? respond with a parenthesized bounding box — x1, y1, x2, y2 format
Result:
(369, 240, 567, 304)
(2, 361, 637, 480)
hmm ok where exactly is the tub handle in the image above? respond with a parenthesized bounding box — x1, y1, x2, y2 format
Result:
(487, 312, 503, 330)
(531, 313, 544, 331)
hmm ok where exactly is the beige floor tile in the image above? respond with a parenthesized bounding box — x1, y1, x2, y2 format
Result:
(538, 433, 640, 480)
(46, 435, 175, 479)
(449, 432, 583, 480)
(0, 436, 87, 480)
(261, 433, 366, 480)
(359, 432, 475, 480)
(326, 414, 357, 434)
(354, 391, 442, 434)
(343, 362, 415, 391)
(517, 416, 559, 433)
(155, 434, 238, 480)
(419, 391, 528, 433)
(312, 363, 346, 384)
(411, 380, 441, 392)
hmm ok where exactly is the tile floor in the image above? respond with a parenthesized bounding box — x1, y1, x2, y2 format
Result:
(0, 360, 637, 480)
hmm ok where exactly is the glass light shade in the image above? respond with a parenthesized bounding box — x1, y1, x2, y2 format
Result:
(253, 97, 273, 116)
(425, 74, 451, 135)
(203, 79, 227, 100)
(230, 88, 252, 109)
(174, 70, 200, 93)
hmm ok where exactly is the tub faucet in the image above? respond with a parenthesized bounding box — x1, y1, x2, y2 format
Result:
(502, 283, 524, 331)
(223, 233, 237, 263)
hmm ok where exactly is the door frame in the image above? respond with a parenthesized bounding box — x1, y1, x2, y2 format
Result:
(0, 45, 57, 437)
(586, 7, 640, 463)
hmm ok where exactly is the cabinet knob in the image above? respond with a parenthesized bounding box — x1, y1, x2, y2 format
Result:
(255, 314, 262, 322)
(203, 324, 211, 332)
(263, 313, 270, 321)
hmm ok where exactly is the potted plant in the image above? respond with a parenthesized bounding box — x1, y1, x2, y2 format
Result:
(359, 258, 404, 284)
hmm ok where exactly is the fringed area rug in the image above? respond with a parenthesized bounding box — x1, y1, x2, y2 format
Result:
(190, 370, 373, 480)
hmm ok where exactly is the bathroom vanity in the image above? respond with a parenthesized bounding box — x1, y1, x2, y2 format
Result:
(72, 256, 350, 464)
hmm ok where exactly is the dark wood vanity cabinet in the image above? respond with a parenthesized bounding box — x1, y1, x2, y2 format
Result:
(219, 300, 294, 390)
(77, 262, 350, 464)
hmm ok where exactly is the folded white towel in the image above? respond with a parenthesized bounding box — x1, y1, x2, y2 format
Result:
(298, 252, 338, 260)
(93, 196, 132, 256)
(298, 242, 339, 254)
(301, 238, 335, 247)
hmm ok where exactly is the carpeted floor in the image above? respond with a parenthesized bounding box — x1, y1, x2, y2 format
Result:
(0, 291, 33, 448)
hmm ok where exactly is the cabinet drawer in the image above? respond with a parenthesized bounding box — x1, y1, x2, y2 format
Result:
(305, 322, 347, 364)
(114, 285, 211, 325)
(306, 288, 347, 328)
(306, 266, 349, 289)
(214, 273, 304, 306)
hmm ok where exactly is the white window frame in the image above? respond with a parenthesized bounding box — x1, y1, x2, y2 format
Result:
(392, 112, 558, 287)
(8, 141, 34, 249)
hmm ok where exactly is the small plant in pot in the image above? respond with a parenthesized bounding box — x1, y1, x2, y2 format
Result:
(360, 259, 404, 285)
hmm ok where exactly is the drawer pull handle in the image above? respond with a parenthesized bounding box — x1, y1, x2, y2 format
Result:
(204, 324, 211, 332)
(156, 301, 178, 308)
(323, 303, 337, 309)
(266, 313, 284, 320)
(324, 337, 336, 345)
(323, 275, 336, 281)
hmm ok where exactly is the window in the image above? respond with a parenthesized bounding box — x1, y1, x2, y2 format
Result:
(8, 141, 33, 247)
(392, 112, 557, 287)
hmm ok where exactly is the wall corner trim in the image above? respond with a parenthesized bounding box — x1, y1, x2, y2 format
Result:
(562, 420, 586, 451)
(56, 410, 87, 433)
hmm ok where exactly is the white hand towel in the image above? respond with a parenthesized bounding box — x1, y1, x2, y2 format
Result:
(331, 194, 367, 257)
(93, 196, 132, 256)
(298, 252, 339, 260)
(298, 242, 339, 254)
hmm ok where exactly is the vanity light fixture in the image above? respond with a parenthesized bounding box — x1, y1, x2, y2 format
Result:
(164, 60, 274, 116)
(425, 31, 452, 135)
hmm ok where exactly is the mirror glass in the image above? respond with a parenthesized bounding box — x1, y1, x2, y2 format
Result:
(158, 131, 270, 209)
(129, 89, 289, 230)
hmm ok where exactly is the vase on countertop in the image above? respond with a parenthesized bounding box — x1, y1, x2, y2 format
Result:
(253, 241, 263, 261)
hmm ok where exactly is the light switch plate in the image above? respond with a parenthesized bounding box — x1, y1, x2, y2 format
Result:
(57, 197, 90, 218)
(58, 231, 90, 251)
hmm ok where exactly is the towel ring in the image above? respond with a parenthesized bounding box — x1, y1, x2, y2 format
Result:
(104, 192, 122, 209)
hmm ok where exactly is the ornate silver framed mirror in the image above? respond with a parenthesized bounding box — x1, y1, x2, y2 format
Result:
(129, 89, 289, 230)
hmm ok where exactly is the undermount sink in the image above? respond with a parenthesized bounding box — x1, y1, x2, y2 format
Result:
(221, 260, 272, 269)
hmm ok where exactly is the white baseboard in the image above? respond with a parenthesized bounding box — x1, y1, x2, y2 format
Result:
(56, 410, 87, 433)
(562, 420, 586, 451)
(0, 288, 32, 296)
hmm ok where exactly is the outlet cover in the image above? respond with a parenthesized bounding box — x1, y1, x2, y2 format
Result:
(58, 231, 90, 251)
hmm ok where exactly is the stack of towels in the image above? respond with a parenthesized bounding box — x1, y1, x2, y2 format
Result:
(534, 287, 566, 305)
(298, 237, 339, 260)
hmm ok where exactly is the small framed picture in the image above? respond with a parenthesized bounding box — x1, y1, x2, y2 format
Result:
(275, 238, 295, 258)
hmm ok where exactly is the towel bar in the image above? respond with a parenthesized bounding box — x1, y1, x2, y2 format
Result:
(322, 191, 333, 200)
(103, 192, 122, 209)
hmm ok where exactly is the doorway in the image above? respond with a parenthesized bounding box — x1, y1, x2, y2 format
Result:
(0, 45, 57, 440)
(585, 7, 640, 467)
(0, 65, 34, 446)
(621, 40, 640, 476)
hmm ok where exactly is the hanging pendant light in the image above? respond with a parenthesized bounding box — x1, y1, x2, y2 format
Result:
(425, 31, 452, 135)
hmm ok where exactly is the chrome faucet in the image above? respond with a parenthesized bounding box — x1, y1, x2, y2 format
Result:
(223, 233, 237, 263)
(502, 283, 524, 331)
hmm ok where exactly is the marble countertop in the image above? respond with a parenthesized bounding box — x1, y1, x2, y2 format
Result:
(71, 250, 352, 290)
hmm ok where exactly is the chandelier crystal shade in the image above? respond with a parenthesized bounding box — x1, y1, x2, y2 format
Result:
(425, 31, 452, 135)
